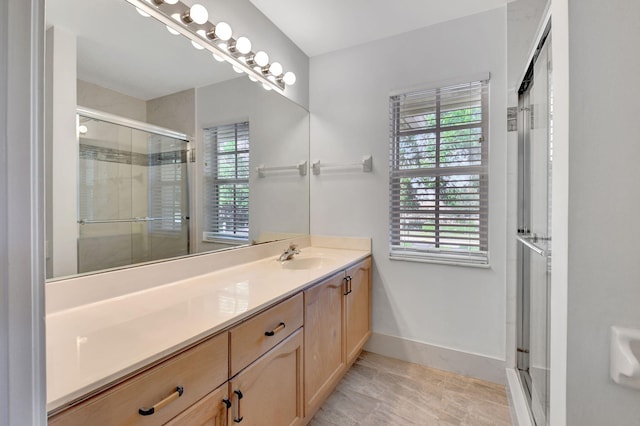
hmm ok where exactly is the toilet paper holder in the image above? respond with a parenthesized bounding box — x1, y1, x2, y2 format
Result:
(610, 326, 640, 390)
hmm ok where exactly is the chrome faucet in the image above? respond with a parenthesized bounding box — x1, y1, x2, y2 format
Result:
(278, 244, 301, 262)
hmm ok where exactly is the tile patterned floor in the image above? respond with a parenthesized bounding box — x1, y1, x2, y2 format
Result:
(310, 351, 512, 426)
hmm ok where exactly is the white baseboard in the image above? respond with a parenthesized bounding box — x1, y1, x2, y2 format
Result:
(364, 332, 506, 384)
(505, 368, 535, 426)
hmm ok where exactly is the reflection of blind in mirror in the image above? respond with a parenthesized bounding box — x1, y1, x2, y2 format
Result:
(147, 134, 189, 234)
(203, 121, 250, 241)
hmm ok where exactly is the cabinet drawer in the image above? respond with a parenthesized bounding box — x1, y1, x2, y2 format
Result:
(49, 332, 228, 426)
(230, 293, 303, 376)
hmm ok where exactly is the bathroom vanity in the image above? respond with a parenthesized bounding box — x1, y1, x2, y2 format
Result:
(46, 236, 371, 425)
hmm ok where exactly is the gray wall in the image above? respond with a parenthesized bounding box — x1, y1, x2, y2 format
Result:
(196, 77, 310, 252)
(77, 80, 146, 121)
(565, 0, 640, 423)
(309, 8, 508, 370)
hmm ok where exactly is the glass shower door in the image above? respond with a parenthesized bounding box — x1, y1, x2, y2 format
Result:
(77, 115, 189, 274)
(516, 32, 552, 426)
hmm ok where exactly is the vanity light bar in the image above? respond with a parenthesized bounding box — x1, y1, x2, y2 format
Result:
(126, 0, 295, 93)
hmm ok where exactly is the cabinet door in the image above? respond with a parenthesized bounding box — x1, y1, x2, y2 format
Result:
(304, 273, 345, 416)
(229, 329, 303, 426)
(345, 258, 372, 365)
(165, 384, 229, 426)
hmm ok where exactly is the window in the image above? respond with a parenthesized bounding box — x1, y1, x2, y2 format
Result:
(203, 121, 250, 242)
(389, 80, 489, 265)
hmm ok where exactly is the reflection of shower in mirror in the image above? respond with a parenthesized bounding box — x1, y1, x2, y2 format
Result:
(73, 108, 190, 276)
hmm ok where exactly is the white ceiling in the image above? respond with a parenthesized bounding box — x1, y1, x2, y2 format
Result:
(249, 0, 512, 57)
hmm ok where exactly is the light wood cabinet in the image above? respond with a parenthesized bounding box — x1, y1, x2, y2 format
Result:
(48, 256, 370, 426)
(165, 384, 229, 426)
(303, 257, 372, 421)
(230, 293, 303, 376)
(49, 332, 229, 426)
(345, 258, 372, 365)
(228, 329, 304, 426)
(303, 273, 346, 417)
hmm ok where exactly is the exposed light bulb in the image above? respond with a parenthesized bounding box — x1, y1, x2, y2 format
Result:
(282, 71, 296, 86)
(78, 125, 88, 134)
(253, 51, 269, 67)
(183, 4, 208, 25)
(248, 75, 258, 82)
(136, 8, 150, 18)
(269, 61, 283, 77)
(262, 83, 273, 91)
(218, 42, 228, 51)
(191, 4, 209, 24)
(235, 36, 252, 55)
(212, 53, 225, 62)
(215, 22, 232, 41)
(160, 0, 179, 4)
(232, 65, 244, 74)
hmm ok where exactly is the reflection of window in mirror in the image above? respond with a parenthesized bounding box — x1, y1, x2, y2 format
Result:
(203, 121, 250, 243)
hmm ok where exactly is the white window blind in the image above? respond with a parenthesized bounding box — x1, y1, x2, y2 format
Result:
(148, 164, 185, 234)
(389, 80, 489, 265)
(203, 121, 250, 241)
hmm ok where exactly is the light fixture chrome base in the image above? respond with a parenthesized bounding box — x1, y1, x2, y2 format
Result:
(126, 0, 291, 93)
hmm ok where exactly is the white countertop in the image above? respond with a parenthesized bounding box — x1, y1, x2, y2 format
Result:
(46, 245, 369, 412)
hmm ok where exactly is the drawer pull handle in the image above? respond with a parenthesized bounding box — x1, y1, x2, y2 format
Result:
(265, 322, 285, 337)
(138, 385, 184, 416)
(233, 389, 244, 423)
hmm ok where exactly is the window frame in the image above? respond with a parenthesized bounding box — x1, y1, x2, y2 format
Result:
(388, 79, 490, 267)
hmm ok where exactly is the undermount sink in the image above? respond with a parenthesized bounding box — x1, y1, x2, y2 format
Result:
(280, 256, 333, 270)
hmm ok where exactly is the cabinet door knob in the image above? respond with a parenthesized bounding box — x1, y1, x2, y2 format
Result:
(138, 385, 184, 416)
(344, 276, 352, 295)
(265, 322, 286, 337)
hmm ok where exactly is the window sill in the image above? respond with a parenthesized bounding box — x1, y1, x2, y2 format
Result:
(202, 237, 248, 246)
(389, 254, 490, 269)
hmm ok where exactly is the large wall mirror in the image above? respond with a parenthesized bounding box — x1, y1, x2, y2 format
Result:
(45, 0, 310, 280)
